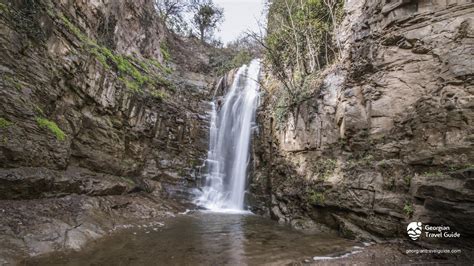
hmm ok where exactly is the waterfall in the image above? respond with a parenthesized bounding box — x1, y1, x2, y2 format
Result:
(196, 59, 261, 212)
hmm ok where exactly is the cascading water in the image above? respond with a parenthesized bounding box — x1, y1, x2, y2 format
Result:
(196, 59, 261, 212)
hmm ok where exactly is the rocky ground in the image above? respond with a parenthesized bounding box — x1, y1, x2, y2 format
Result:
(0, 183, 189, 264)
(308, 242, 472, 266)
(0, 167, 197, 264)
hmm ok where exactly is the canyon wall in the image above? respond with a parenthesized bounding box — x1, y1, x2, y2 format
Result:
(0, 0, 213, 262)
(250, 0, 474, 249)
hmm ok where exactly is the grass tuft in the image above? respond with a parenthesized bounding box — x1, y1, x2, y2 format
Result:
(403, 202, 414, 217)
(151, 89, 168, 100)
(160, 42, 171, 62)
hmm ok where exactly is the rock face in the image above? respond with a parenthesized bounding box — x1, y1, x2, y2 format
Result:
(250, 0, 474, 249)
(0, 0, 213, 262)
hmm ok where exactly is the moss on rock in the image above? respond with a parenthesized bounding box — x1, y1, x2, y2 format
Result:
(36, 118, 66, 141)
(0, 118, 13, 128)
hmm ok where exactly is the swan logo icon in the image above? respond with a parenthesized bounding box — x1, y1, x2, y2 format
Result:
(407, 222, 422, 240)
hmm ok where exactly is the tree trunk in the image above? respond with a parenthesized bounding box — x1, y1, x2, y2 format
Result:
(200, 27, 205, 42)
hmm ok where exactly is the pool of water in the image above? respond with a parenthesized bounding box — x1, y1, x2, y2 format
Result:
(26, 212, 359, 265)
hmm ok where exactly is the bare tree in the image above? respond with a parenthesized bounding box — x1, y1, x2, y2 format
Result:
(322, 0, 342, 57)
(154, 0, 190, 33)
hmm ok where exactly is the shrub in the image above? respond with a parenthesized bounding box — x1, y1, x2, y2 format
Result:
(403, 202, 414, 217)
(312, 158, 337, 180)
(265, 0, 345, 125)
(308, 190, 325, 205)
(404, 175, 412, 186)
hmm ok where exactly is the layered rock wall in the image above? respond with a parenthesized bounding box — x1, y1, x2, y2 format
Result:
(0, 0, 213, 261)
(251, 0, 474, 248)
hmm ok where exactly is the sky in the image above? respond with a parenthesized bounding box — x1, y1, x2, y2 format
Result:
(213, 0, 267, 44)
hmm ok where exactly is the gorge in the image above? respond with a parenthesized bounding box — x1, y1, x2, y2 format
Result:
(0, 0, 473, 265)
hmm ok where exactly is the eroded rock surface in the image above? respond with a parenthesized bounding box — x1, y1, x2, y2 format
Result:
(0, 0, 214, 262)
(250, 0, 474, 252)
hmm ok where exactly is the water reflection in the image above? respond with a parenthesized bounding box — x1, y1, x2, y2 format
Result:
(27, 212, 357, 266)
(198, 212, 246, 265)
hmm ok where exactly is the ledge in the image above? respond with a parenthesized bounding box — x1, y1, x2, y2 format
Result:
(382, 0, 414, 15)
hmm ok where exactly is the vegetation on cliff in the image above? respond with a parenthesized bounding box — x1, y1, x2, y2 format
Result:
(0, 118, 13, 129)
(36, 118, 66, 141)
(249, 0, 474, 252)
(58, 14, 171, 98)
(262, 0, 344, 126)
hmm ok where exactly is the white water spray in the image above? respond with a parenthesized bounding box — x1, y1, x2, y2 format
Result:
(196, 59, 261, 212)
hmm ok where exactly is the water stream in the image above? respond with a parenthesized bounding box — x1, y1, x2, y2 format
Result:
(195, 59, 261, 212)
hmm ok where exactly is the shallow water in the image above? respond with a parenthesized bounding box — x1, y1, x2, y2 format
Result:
(27, 212, 358, 266)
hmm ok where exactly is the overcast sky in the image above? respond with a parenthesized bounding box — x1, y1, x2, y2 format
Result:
(213, 0, 267, 44)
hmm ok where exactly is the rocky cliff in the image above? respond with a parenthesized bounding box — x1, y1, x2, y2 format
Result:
(250, 0, 474, 252)
(0, 0, 214, 262)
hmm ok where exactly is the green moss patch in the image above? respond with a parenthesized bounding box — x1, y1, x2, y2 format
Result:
(0, 3, 8, 13)
(58, 14, 173, 94)
(36, 118, 66, 141)
(146, 58, 173, 75)
(423, 171, 444, 177)
(119, 77, 140, 93)
(0, 118, 13, 128)
(4, 76, 23, 91)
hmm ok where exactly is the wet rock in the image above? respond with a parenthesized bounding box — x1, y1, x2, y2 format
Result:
(0, 167, 133, 200)
(0, 191, 179, 263)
